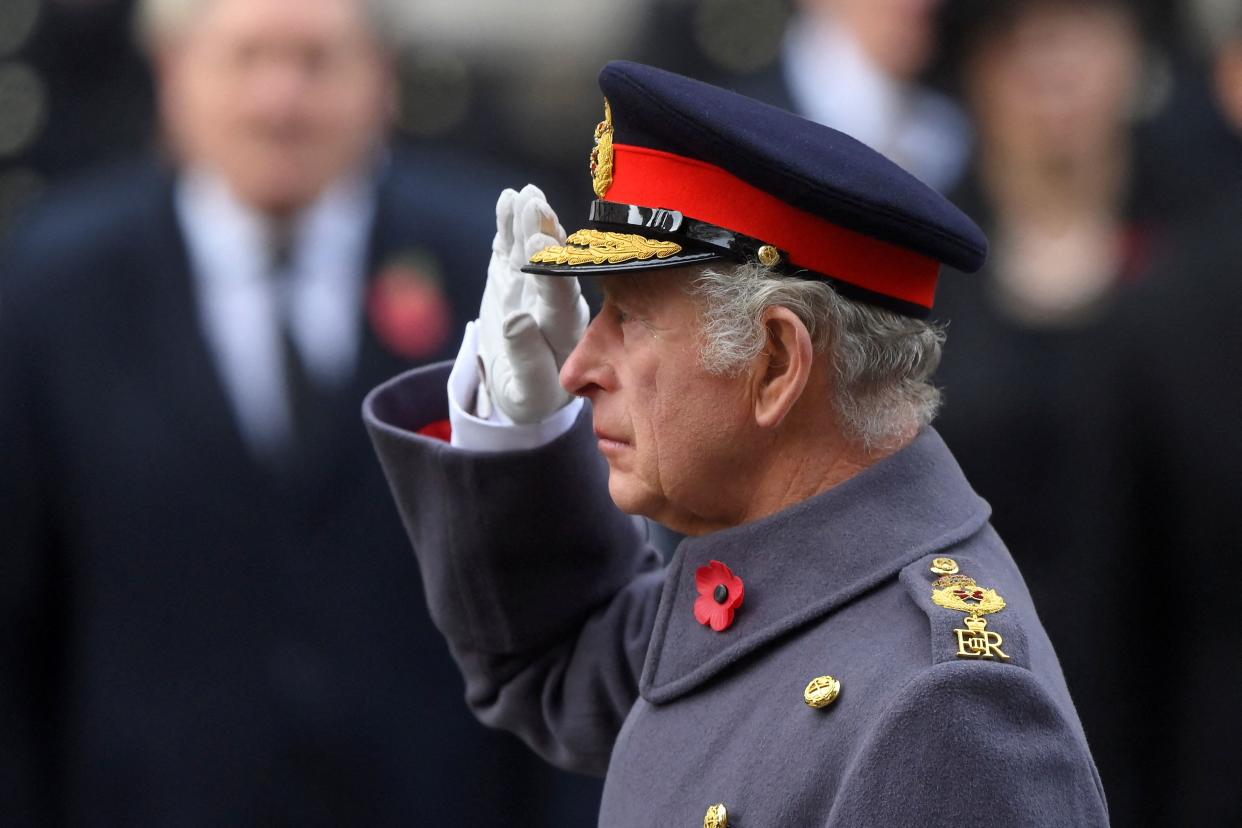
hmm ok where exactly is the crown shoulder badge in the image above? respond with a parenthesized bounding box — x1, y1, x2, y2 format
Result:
(930, 564, 1010, 662)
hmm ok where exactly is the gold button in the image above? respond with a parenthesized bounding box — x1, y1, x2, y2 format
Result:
(757, 245, 782, 267)
(704, 802, 729, 828)
(803, 675, 841, 709)
(930, 557, 959, 575)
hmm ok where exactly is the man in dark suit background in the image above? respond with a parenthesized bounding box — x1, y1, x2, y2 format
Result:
(0, 0, 598, 824)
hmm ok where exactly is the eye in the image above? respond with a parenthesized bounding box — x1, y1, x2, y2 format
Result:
(602, 294, 642, 330)
(606, 299, 631, 324)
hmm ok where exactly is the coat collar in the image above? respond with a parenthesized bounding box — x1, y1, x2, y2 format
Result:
(639, 428, 991, 704)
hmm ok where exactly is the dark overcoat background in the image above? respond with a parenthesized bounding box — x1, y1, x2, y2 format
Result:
(1097, 193, 1242, 825)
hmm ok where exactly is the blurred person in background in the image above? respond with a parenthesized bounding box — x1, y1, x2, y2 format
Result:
(1095, 1, 1242, 822)
(928, 0, 1154, 815)
(738, 0, 970, 192)
(0, 0, 599, 824)
(939, 0, 1152, 330)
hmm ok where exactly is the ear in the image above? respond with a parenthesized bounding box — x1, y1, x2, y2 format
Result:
(750, 306, 814, 429)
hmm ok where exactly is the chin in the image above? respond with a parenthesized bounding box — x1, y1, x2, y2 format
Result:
(235, 177, 320, 216)
(606, 473, 660, 520)
(223, 154, 326, 214)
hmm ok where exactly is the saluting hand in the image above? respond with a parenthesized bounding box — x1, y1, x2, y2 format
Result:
(476, 184, 588, 423)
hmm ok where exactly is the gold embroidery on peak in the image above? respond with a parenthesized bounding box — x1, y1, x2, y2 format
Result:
(590, 99, 615, 198)
(529, 230, 682, 266)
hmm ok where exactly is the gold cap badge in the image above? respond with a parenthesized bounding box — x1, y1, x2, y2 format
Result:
(704, 803, 729, 828)
(590, 99, 614, 199)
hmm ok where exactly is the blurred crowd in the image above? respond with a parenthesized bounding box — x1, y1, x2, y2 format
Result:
(1, 0, 1240, 825)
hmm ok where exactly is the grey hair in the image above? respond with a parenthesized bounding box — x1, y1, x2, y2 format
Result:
(688, 261, 946, 453)
(134, 0, 404, 50)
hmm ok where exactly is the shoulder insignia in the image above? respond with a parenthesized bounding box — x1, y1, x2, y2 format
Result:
(930, 573, 1010, 661)
(899, 554, 1030, 668)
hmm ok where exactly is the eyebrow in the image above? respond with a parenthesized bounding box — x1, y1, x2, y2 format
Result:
(602, 276, 657, 308)
(599, 277, 627, 302)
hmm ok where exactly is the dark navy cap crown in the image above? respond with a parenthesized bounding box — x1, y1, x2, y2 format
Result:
(525, 60, 987, 317)
(598, 61, 986, 273)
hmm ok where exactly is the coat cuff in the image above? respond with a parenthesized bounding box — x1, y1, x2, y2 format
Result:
(448, 321, 584, 452)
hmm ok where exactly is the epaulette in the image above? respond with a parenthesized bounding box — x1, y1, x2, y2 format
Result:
(898, 553, 1031, 670)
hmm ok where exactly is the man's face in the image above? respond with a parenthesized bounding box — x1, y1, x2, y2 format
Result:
(156, 0, 391, 214)
(559, 271, 757, 534)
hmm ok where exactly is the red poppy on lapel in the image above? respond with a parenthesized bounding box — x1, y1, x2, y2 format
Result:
(368, 255, 452, 360)
(694, 560, 744, 632)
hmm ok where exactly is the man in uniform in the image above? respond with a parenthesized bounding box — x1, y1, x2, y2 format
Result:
(364, 61, 1108, 825)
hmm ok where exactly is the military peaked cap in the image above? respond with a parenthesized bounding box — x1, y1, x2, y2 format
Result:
(525, 61, 988, 317)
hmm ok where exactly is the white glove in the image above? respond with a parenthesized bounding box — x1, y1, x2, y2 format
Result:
(476, 184, 589, 424)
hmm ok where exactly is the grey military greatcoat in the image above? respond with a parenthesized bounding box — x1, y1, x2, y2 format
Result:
(364, 362, 1109, 827)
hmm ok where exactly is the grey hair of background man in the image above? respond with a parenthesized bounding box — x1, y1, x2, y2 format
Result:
(689, 262, 945, 453)
(134, 0, 404, 50)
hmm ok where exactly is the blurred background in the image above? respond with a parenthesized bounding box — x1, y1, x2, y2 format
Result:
(4, 1, 1241, 220)
(2, 0, 1240, 825)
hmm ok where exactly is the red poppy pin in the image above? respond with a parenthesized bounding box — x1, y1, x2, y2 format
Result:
(694, 560, 744, 632)
(368, 253, 453, 361)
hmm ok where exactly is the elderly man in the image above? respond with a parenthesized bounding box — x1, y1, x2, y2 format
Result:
(365, 62, 1108, 825)
(0, 0, 598, 825)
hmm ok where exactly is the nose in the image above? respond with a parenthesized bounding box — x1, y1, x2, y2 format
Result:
(245, 52, 312, 124)
(560, 314, 615, 398)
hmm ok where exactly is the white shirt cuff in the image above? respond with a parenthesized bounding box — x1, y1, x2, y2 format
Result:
(447, 321, 584, 452)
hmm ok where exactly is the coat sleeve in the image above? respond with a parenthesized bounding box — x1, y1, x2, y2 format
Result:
(827, 661, 1109, 827)
(364, 366, 664, 776)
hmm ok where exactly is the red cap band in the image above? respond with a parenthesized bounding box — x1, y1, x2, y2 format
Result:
(604, 144, 941, 309)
